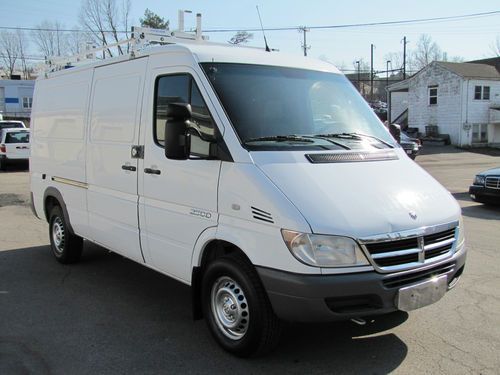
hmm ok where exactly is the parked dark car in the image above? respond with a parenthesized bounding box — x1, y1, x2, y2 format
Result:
(469, 168, 500, 205)
(400, 132, 421, 160)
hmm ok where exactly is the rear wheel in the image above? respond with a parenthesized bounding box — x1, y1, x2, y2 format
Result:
(49, 206, 83, 264)
(202, 253, 282, 357)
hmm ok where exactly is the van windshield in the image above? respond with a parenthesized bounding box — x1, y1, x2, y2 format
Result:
(201, 63, 395, 151)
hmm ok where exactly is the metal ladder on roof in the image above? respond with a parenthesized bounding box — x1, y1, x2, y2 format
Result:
(45, 11, 208, 73)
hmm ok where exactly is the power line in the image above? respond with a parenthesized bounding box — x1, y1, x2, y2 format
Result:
(203, 10, 500, 32)
(0, 10, 498, 34)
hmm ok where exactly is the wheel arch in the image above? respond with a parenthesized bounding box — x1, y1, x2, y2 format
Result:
(191, 232, 255, 321)
(43, 187, 75, 234)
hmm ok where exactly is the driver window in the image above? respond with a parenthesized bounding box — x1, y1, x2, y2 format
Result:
(155, 74, 215, 157)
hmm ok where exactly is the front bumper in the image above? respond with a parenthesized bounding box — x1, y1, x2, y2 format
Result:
(257, 249, 466, 322)
(469, 185, 500, 204)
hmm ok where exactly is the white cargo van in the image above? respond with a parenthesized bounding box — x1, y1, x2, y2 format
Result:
(30, 22, 466, 357)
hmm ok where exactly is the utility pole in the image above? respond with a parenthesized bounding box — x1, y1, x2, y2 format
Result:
(356, 60, 361, 93)
(402, 36, 408, 79)
(370, 44, 374, 102)
(299, 26, 310, 56)
(386, 60, 391, 101)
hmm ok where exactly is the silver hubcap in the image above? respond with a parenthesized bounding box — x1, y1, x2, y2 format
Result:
(52, 218, 65, 254)
(211, 277, 250, 340)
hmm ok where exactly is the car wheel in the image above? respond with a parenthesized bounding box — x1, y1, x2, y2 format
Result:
(49, 206, 83, 264)
(202, 253, 282, 357)
(0, 159, 5, 171)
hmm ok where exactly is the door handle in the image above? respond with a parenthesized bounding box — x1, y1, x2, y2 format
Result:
(144, 168, 161, 175)
(121, 165, 137, 172)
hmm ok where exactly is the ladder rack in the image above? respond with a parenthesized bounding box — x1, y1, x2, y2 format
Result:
(45, 11, 209, 73)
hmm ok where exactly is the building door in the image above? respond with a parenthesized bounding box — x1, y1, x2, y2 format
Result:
(472, 123, 488, 143)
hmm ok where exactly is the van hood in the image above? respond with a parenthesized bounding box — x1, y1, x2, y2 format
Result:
(251, 150, 460, 238)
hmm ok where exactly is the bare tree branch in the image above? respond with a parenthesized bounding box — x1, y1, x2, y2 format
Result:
(412, 34, 443, 70)
(0, 31, 20, 77)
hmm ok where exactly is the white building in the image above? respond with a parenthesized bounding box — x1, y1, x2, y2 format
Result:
(0, 79, 35, 124)
(387, 60, 500, 147)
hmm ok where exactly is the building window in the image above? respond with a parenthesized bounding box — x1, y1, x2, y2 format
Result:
(428, 86, 438, 105)
(474, 86, 490, 100)
(483, 86, 490, 100)
(22, 97, 33, 109)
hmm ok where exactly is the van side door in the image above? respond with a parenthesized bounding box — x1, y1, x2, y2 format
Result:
(86, 57, 148, 263)
(139, 67, 221, 283)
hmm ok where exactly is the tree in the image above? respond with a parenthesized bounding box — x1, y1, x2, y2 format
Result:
(32, 20, 67, 57)
(16, 30, 30, 79)
(228, 31, 253, 45)
(0, 31, 20, 78)
(140, 8, 169, 29)
(491, 36, 500, 57)
(412, 34, 443, 70)
(79, 0, 131, 57)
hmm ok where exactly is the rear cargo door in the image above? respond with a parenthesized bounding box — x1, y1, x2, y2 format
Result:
(86, 57, 148, 263)
(4, 130, 30, 159)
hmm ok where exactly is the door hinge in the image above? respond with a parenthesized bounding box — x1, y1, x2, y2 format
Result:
(131, 145, 144, 159)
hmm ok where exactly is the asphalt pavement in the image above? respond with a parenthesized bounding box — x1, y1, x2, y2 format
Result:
(0, 146, 499, 374)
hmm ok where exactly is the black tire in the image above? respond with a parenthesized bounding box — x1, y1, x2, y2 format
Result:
(49, 205, 83, 264)
(0, 159, 5, 171)
(201, 253, 282, 357)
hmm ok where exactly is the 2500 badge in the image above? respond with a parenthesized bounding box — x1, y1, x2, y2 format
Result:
(190, 208, 212, 219)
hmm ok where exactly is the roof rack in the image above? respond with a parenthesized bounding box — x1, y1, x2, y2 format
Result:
(45, 11, 209, 73)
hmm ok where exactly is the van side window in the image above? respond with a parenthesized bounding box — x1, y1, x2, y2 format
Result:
(155, 74, 215, 157)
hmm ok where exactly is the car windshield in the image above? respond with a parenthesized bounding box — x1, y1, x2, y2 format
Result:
(0, 122, 24, 130)
(201, 63, 395, 151)
(5, 131, 29, 143)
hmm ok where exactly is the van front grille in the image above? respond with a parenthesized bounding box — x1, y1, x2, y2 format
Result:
(362, 227, 457, 272)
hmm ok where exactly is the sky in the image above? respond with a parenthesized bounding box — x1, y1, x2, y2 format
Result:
(1, 0, 499, 72)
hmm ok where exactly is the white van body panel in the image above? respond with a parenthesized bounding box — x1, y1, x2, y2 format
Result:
(251, 149, 461, 238)
(30, 68, 92, 235)
(215, 162, 317, 274)
(86, 57, 148, 263)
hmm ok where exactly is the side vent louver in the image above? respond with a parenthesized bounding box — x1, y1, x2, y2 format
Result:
(251, 206, 274, 224)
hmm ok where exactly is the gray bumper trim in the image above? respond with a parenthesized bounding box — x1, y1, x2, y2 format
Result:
(257, 250, 466, 322)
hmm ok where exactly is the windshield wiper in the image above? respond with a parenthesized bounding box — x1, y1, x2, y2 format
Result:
(244, 135, 314, 144)
(313, 132, 394, 148)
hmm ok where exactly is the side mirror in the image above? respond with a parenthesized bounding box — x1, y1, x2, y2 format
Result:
(164, 103, 192, 160)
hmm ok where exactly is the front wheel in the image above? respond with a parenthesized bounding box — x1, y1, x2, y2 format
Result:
(49, 206, 83, 264)
(201, 254, 282, 357)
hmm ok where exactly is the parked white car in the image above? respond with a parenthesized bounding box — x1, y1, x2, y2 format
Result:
(0, 128, 30, 170)
(29, 23, 466, 357)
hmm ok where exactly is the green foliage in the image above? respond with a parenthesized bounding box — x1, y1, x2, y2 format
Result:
(140, 9, 169, 29)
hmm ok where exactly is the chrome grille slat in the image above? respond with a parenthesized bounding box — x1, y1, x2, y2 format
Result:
(371, 248, 421, 259)
(424, 237, 455, 251)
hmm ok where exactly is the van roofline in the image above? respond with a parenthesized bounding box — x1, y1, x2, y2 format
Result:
(40, 43, 342, 80)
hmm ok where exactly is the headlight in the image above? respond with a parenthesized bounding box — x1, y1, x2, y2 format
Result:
(281, 230, 370, 268)
(473, 175, 485, 186)
(457, 215, 465, 248)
